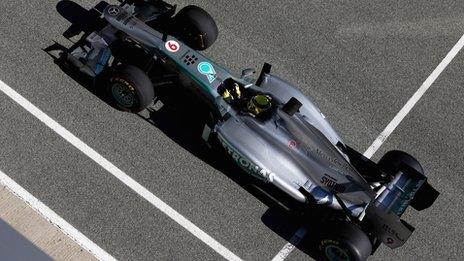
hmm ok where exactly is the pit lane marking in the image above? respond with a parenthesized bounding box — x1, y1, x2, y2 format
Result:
(363, 33, 464, 158)
(271, 33, 464, 261)
(0, 168, 116, 261)
(0, 80, 243, 261)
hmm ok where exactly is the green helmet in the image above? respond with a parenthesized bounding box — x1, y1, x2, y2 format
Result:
(248, 94, 272, 115)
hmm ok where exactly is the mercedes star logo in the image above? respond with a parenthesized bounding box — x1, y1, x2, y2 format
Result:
(107, 6, 120, 16)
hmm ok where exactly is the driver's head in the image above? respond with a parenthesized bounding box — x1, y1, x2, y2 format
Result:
(247, 94, 272, 116)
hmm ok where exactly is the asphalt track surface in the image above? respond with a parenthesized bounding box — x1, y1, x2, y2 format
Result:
(0, 0, 463, 260)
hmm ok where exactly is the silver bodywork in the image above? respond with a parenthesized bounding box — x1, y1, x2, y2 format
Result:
(63, 3, 438, 250)
(102, 5, 375, 215)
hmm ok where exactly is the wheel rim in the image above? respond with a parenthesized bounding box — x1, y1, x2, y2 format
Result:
(111, 82, 135, 108)
(324, 245, 350, 261)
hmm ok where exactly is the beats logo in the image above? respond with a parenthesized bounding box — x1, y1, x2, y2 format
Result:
(165, 40, 180, 53)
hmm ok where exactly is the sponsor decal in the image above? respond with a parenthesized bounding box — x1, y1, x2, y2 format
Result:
(107, 6, 120, 16)
(382, 174, 424, 216)
(310, 148, 352, 172)
(288, 140, 297, 149)
(218, 135, 275, 182)
(382, 224, 406, 243)
(111, 78, 135, 91)
(386, 237, 395, 245)
(197, 62, 217, 83)
(320, 174, 346, 193)
(165, 40, 180, 53)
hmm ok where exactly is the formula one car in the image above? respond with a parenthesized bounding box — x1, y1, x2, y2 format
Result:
(56, 1, 439, 260)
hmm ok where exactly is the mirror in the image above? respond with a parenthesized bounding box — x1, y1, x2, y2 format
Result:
(240, 68, 256, 79)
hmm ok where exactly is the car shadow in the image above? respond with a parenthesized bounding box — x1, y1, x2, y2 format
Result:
(137, 81, 323, 259)
(46, 1, 325, 259)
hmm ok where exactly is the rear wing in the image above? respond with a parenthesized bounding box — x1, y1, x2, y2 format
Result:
(365, 164, 439, 248)
(365, 201, 414, 248)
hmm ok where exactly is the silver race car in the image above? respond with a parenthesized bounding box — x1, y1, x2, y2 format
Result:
(55, 1, 439, 260)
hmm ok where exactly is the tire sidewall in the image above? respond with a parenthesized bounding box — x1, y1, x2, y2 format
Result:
(108, 76, 140, 111)
(378, 150, 424, 177)
(317, 220, 372, 261)
(175, 5, 218, 50)
(319, 238, 355, 261)
(105, 65, 154, 113)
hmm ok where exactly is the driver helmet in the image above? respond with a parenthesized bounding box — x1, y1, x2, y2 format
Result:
(247, 94, 272, 115)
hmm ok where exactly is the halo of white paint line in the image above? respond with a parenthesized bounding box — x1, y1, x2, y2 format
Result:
(0, 80, 242, 261)
(0, 169, 116, 261)
(271, 33, 464, 261)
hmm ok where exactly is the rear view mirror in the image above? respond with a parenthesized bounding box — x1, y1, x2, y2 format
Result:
(240, 68, 256, 79)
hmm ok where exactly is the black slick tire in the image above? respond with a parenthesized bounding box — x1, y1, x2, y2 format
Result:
(377, 150, 424, 176)
(318, 221, 372, 261)
(107, 65, 154, 113)
(174, 5, 218, 50)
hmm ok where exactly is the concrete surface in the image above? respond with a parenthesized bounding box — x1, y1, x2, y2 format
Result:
(0, 186, 96, 261)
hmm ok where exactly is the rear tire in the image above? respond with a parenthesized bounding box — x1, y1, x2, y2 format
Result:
(107, 65, 154, 113)
(377, 150, 424, 176)
(317, 221, 372, 261)
(174, 5, 218, 50)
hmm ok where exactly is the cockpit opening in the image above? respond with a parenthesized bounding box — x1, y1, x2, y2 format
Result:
(218, 78, 274, 118)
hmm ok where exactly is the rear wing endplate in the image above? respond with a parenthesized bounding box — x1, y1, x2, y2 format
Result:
(365, 201, 414, 249)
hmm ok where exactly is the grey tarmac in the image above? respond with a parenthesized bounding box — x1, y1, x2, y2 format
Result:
(0, 0, 462, 260)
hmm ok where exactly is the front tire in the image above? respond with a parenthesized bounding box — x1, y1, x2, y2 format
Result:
(174, 5, 218, 50)
(107, 65, 154, 113)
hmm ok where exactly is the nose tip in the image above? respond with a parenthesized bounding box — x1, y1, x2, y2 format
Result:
(105, 5, 121, 16)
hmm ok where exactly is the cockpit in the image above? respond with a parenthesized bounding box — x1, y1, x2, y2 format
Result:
(218, 78, 274, 119)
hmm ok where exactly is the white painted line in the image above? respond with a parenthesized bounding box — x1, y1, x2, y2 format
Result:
(271, 227, 307, 261)
(271, 33, 464, 261)
(0, 168, 116, 261)
(364, 33, 464, 158)
(0, 80, 242, 261)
